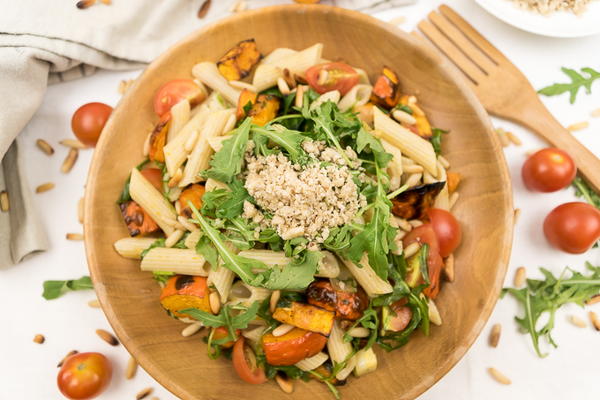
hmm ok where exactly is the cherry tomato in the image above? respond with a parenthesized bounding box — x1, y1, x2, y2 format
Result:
(140, 168, 163, 192)
(57, 352, 112, 400)
(427, 208, 462, 258)
(521, 148, 576, 192)
(71, 102, 113, 147)
(403, 224, 444, 298)
(153, 79, 205, 116)
(212, 326, 240, 349)
(232, 337, 268, 384)
(305, 62, 359, 95)
(543, 202, 600, 254)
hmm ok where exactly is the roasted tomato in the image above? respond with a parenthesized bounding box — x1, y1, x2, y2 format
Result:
(153, 79, 205, 117)
(391, 181, 445, 220)
(247, 94, 280, 126)
(427, 208, 462, 258)
(217, 39, 262, 81)
(262, 327, 327, 366)
(159, 275, 211, 318)
(305, 62, 359, 96)
(272, 302, 334, 335)
(306, 280, 368, 320)
(119, 201, 159, 236)
(140, 168, 163, 192)
(57, 352, 112, 400)
(370, 66, 401, 109)
(543, 202, 600, 254)
(178, 184, 205, 218)
(232, 337, 268, 384)
(403, 224, 444, 299)
(446, 172, 462, 194)
(148, 118, 170, 163)
(212, 326, 239, 349)
(382, 299, 413, 332)
(236, 88, 258, 120)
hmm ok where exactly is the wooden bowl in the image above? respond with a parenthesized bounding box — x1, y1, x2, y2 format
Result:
(85, 5, 513, 400)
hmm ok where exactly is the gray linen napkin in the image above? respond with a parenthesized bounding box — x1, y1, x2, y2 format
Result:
(0, 0, 416, 267)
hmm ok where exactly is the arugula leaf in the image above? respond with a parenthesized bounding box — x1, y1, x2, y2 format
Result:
(257, 251, 321, 290)
(344, 307, 379, 350)
(356, 127, 392, 168)
(502, 262, 600, 357)
(42, 276, 93, 300)
(430, 128, 447, 155)
(117, 159, 150, 204)
(152, 271, 174, 284)
(205, 118, 251, 183)
(572, 176, 600, 209)
(538, 67, 600, 104)
(140, 238, 166, 258)
(182, 301, 261, 342)
(196, 234, 218, 268)
(251, 126, 309, 164)
(201, 179, 252, 220)
(309, 102, 352, 166)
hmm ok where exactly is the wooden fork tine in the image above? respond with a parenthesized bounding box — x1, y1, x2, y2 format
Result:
(438, 5, 506, 65)
(417, 20, 486, 84)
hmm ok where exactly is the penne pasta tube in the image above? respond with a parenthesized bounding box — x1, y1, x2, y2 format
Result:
(373, 107, 437, 176)
(237, 249, 290, 267)
(184, 230, 201, 249)
(354, 347, 377, 377)
(228, 281, 271, 306)
(381, 139, 403, 190)
(205, 178, 229, 192)
(252, 64, 284, 92)
(113, 237, 157, 259)
(129, 168, 177, 236)
(167, 99, 191, 142)
(342, 254, 393, 297)
(141, 248, 209, 276)
(208, 264, 235, 303)
(433, 161, 450, 210)
(338, 84, 372, 112)
(192, 62, 241, 105)
(354, 67, 371, 85)
(262, 48, 297, 64)
(295, 352, 329, 371)
(207, 135, 229, 153)
(310, 90, 341, 111)
(327, 321, 356, 380)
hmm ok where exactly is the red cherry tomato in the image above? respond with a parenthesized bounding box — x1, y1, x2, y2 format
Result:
(71, 102, 113, 147)
(521, 148, 576, 192)
(57, 352, 112, 400)
(543, 202, 600, 254)
(153, 79, 205, 116)
(305, 62, 359, 95)
(140, 168, 163, 192)
(427, 208, 462, 258)
(232, 337, 268, 385)
(403, 224, 444, 298)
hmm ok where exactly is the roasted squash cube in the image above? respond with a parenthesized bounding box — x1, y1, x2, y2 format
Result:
(306, 279, 368, 321)
(248, 94, 280, 126)
(391, 181, 445, 220)
(178, 184, 205, 218)
(370, 66, 401, 109)
(447, 172, 462, 194)
(119, 200, 159, 237)
(148, 119, 170, 163)
(236, 88, 258, 120)
(217, 39, 261, 81)
(272, 301, 334, 336)
(160, 275, 211, 318)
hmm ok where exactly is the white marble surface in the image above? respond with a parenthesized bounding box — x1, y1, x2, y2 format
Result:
(1, 1, 599, 399)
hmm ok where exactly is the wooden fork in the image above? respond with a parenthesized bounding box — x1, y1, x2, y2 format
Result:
(415, 4, 600, 192)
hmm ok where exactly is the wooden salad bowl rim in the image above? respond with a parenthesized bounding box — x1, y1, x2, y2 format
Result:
(84, 4, 514, 400)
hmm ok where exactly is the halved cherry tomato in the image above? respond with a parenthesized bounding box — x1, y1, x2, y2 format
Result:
(403, 224, 444, 298)
(140, 168, 163, 192)
(71, 102, 113, 147)
(232, 337, 268, 384)
(427, 208, 462, 258)
(212, 326, 239, 349)
(543, 202, 600, 254)
(305, 62, 359, 95)
(521, 148, 576, 192)
(57, 352, 112, 400)
(153, 79, 205, 117)
(387, 299, 413, 332)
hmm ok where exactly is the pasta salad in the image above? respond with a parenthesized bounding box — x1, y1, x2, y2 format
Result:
(114, 39, 463, 397)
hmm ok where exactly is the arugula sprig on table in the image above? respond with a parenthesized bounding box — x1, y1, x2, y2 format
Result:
(503, 262, 600, 358)
(572, 176, 600, 209)
(42, 276, 93, 300)
(538, 66, 600, 104)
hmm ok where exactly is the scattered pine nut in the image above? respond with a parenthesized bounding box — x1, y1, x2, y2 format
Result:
(506, 131, 522, 146)
(230, 0, 246, 13)
(392, 109, 417, 125)
(347, 327, 370, 338)
(275, 374, 294, 394)
(76, 0, 96, 9)
(57, 350, 78, 367)
(513, 208, 521, 225)
(513, 267, 526, 287)
(118, 79, 134, 95)
(495, 128, 510, 147)
(209, 291, 221, 315)
(282, 68, 296, 90)
(66, 233, 84, 241)
(136, 387, 154, 400)
(61, 148, 79, 173)
(197, 0, 211, 18)
(408, 219, 423, 228)
(586, 294, 600, 306)
(143, 132, 152, 157)
(33, 334, 45, 344)
(488, 367, 511, 385)
(567, 121, 589, 132)
(0, 191, 9, 212)
(165, 229, 184, 248)
(36, 182, 55, 194)
(403, 242, 421, 258)
(177, 215, 198, 232)
(443, 254, 455, 282)
(96, 329, 119, 346)
(403, 164, 424, 174)
(78, 197, 84, 224)
(589, 311, 600, 331)
(88, 299, 101, 308)
(397, 218, 413, 232)
(591, 108, 600, 117)
(295, 85, 305, 108)
(181, 322, 203, 337)
(277, 77, 291, 96)
(60, 139, 87, 149)
(270, 290, 281, 313)
(569, 315, 587, 328)
(125, 356, 138, 379)
(389, 16, 406, 25)
(36, 139, 54, 155)
(489, 323, 501, 348)
(272, 324, 295, 337)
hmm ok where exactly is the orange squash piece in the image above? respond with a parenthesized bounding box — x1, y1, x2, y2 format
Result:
(148, 119, 170, 163)
(447, 172, 462, 194)
(178, 184, 205, 218)
(272, 302, 334, 336)
(160, 275, 211, 318)
(236, 89, 258, 120)
(212, 326, 239, 349)
(306, 280, 369, 321)
(262, 327, 327, 366)
(370, 66, 401, 109)
(248, 94, 280, 126)
(119, 200, 159, 237)
(217, 39, 261, 81)
(140, 168, 163, 192)
(391, 181, 445, 220)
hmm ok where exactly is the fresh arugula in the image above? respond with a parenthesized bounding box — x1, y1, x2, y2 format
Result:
(140, 238, 166, 258)
(307, 370, 340, 400)
(152, 271, 174, 284)
(502, 262, 600, 357)
(196, 234, 219, 268)
(42, 276, 93, 300)
(205, 118, 251, 183)
(258, 251, 322, 290)
(344, 307, 379, 350)
(117, 159, 150, 204)
(572, 176, 600, 209)
(182, 301, 260, 343)
(431, 128, 447, 155)
(356, 127, 392, 168)
(538, 67, 600, 104)
(306, 101, 352, 166)
(201, 179, 252, 220)
(251, 126, 309, 164)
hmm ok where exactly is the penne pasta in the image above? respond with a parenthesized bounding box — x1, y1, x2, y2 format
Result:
(262, 47, 297, 64)
(342, 254, 393, 297)
(228, 281, 271, 306)
(207, 135, 229, 153)
(237, 249, 289, 267)
(113, 237, 157, 259)
(205, 178, 229, 192)
(295, 352, 329, 371)
(141, 248, 209, 276)
(184, 229, 201, 249)
(208, 264, 235, 303)
(167, 99, 191, 142)
(327, 321, 356, 380)
(252, 64, 284, 93)
(381, 139, 403, 190)
(192, 62, 241, 105)
(433, 161, 450, 210)
(338, 84, 372, 112)
(129, 168, 177, 236)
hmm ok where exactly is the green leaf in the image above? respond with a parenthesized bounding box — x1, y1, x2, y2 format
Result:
(258, 251, 322, 290)
(309, 102, 352, 166)
(117, 159, 150, 204)
(572, 176, 600, 209)
(196, 235, 219, 268)
(205, 118, 251, 183)
(430, 128, 447, 155)
(538, 67, 600, 104)
(182, 308, 226, 327)
(251, 125, 309, 164)
(201, 179, 252, 220)
(356, 127, 392, 168)
(140, 238, 166, 259)
(42, 276, 93, 300)
(152, 271, 174, 284)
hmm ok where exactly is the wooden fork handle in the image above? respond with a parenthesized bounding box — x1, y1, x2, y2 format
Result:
(508, 96, 600, 193)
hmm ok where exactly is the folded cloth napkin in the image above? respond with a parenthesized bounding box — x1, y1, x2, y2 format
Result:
(0, 0, 416, 267)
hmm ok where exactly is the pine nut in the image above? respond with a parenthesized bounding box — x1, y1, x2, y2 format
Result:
(495, 128, 510, 147)
(57, 350, 78, 367)
(0, 191, 9, 212)
(567, 121, 589, 131)
(230, 0, 246, 12)
(177, 215, 198, 232)
(60, 139, 87, 149)
(347, 327, 370, 338)
(449, 192, 459, 210)
(269, 290, 281, 313)
(443, 254, 455, 282)
(136, 387, 154, 400)
(209, 291, 221, 315)
(569, 315, 587, 328)
(404, 173, 422, 188)
(489, 323, 501, 347)
(275, 373, 294, 394)
(513, 208, 521, 225)
(428, 299, 442, 326)
(403, 242, 421, 258)
(33, 334, 45, 344)
(76, 0, 96, 9)
(295, 85, 305, 108)
(168, 168, 183, 188)
(96, 329, 119, 346)
(408, 219, 423, 228)
(403, 164, 424, 174)
(277, 77, 291, 96)
(36, 182, 55, 193)
(586, 294, 600, 305)
(317, 69, 329, 86)
(118, 79, 134, 95)
(513, 267, 526, 287)
(389, 15, 406, 25)
(125, 356, 138, 379)
(506, 131, 522, 146)
(589, 311, 600, 331)
(197, 0, 211, 18)
(66, 233, 84, 241)
(282, 68, 296, 89)
(591, 108, 600, 117)
(88, 299, 101, 308)
(36, 139, 54, 155)
(488, 367, 511, 385)
(184, 130, 199, 152)
(437, 155, 450, 169)
(61, 148, 79, 173)
(392, 109, 417, 125)
(229, 80, 257, 91)
(181, 322, 203, 337)
(272, 324, 295, 337)
(396, 218, 412, 232)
